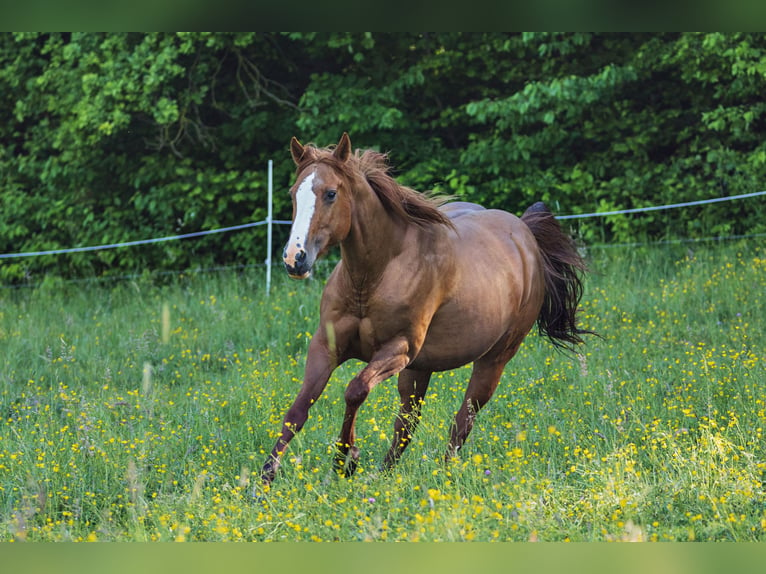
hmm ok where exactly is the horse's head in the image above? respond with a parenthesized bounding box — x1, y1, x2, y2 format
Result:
(283, 133, 353, 279)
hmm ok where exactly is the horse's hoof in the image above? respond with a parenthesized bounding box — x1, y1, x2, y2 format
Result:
(333, 456, 345, 475)
(343, 459, 358, 477)
(334, 446, 360, 477)
(260, 460, 279, 486)
(344, 446, 360, 477)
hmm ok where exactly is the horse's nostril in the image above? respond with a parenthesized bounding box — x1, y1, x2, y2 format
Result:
(295, 250, 307, 263)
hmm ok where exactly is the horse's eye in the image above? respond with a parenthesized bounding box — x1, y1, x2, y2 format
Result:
(325, 190, 337, 202)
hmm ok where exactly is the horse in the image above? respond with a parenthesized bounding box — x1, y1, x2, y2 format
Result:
(260, 132, 591, 485)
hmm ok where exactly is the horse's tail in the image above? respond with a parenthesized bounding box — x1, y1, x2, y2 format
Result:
(522, 201, 594, 350)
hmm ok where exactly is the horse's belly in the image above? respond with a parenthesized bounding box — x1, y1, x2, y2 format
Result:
(408, 299, 525, 372)
(409, 336, 496, 372)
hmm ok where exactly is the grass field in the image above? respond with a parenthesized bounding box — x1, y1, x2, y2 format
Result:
(1, 241, 765, 542)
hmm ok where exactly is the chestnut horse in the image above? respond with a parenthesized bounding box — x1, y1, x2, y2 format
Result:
(260, 133, 590, 484)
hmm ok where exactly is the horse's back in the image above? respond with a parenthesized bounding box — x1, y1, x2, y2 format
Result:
(440, 201, 486, 219)
(441, 201, 539, 260)
(441, 201, 531, 238)
(451, 206, 538, 255)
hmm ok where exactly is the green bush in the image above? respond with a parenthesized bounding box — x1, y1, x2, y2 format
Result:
(2, 33, 765, 283)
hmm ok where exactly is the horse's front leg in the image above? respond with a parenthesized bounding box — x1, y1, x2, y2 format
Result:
(334, 338, 411, 477)
(261, 336, 336, 486)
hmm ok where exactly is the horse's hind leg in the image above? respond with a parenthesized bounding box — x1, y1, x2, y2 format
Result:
(382, 369, 432, 470)
(445, 353, 515, 460)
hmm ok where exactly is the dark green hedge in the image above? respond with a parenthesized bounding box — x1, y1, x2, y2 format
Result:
(2, 33, 765, 282)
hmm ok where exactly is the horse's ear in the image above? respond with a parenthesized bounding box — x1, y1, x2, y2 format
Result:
(333, 132, 351, 163)
(290, 137, 306, 165)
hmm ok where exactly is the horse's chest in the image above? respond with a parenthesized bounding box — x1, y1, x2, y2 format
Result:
(356, 317, 378, 359)
(340, 281, 431, 361)
(350, 314, 408, 361)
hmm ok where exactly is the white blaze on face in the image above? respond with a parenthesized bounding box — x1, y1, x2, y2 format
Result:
(285, 170, 317, 264)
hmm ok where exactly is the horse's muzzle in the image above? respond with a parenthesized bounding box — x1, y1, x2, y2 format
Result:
(283, 247, 312, 279)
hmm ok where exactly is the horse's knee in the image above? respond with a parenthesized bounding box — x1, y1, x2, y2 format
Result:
(344, 380, 369, 407)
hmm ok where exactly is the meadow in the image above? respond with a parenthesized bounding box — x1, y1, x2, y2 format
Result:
(1, 240, 764, 542)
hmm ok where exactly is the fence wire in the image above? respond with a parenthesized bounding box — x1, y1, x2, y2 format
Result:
(1, 188, 764, 288)
(1, 191, 764, 260)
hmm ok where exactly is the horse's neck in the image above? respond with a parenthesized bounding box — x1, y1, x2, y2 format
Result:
(340, 186, 407, 284)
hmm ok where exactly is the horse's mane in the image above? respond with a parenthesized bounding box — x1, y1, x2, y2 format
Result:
(296, 145, 454, 229)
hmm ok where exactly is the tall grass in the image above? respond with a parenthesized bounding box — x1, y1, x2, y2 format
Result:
(1, 242, 764, 541)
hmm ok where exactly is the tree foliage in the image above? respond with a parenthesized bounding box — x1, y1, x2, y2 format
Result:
(2, 33, 765, 282)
